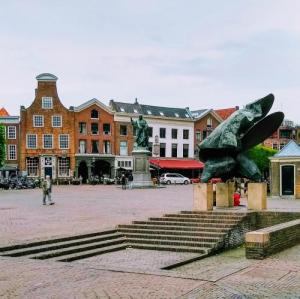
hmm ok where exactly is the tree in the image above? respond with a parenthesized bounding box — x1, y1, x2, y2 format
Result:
(0, 125, 5, 168)
(247, 145, 277, 178)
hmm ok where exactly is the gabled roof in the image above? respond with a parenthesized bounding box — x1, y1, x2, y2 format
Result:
(191, 108, 223, 123)
(273, 140, 300, 158)
(110, 100, 192, 119)
(215, 107, 237, 120)
(0, 108, 9, 116)
(191, 109, 209, 119)
(74, 98, 113, 114)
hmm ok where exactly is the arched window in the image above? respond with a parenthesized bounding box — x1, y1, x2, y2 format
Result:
(91, 109, 99, 119)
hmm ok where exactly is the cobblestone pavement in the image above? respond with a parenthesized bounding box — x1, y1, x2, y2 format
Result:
(1, 185, 300, 298)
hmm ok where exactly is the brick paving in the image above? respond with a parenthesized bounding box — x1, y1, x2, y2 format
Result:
(0, 185, 300, 298)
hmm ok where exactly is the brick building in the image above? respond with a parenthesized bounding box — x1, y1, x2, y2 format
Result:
(191, 109, 223, 157)
(0, 111, 20, 178)
(74, 99, 115, 181)
(20, 73, 75, 180)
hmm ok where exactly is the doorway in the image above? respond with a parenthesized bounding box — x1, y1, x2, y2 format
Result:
(44, 167, 53, 179)
(78, 161, 88, 183)
(92, 160, 111, 177)
(281, 165, 294, 196)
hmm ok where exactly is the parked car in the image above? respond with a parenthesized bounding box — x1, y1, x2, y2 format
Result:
(160, 173, 190, 185)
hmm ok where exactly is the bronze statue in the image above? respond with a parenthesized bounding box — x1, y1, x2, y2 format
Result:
(198, 94, 284, 182)
(131, 115, 149, 148)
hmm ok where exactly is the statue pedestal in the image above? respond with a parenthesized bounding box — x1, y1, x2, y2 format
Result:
(193, 183, 213, 211)
(132, 148, 153, 188)
(216, 182, 234, 208)
(248, 183, 267, 210)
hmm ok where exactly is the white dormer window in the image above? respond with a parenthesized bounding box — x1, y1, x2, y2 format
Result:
(147, 110, 152, 115)
(185, 114, 189, 118)
(133, 109, 138, 113)
(42, 97, 53, 109)
(174, 113, 179, 117)
(120, 107, 125, 112)
(159, 111, 164, 116)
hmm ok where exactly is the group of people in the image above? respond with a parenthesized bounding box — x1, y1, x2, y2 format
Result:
(121, 173, 133, 190)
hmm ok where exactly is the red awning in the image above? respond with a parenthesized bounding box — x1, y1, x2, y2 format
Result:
(150, 159, 204, 169)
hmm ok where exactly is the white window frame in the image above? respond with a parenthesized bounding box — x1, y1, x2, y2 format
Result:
(7, 144, 17, 160)
(52, 115, 62, 127)
(59, 134, 69, 149)
(26, 157, 39, 177)
(43, 134, 53, 149)
(120, 141, 128, 156)
(33, 115, 44, 127)
(26, 134, 37, 149)
(42, 97, 53, 109)
(7, 126, 16, 139)
(58, 157, 70, 177)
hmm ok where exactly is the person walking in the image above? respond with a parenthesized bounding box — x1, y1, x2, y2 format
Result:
(42, 175, 54, 205)
(128, 173, 133, 189)
(121, 174, 127, 190)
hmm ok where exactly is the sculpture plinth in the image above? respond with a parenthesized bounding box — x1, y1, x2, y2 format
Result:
(193, 183, 213, 211)
(216, 182, 234, 208)
(132, 148, 153, 188)
(247, 183, 267, 210)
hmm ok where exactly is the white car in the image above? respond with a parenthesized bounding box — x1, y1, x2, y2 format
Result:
(159, 173, 190, 185)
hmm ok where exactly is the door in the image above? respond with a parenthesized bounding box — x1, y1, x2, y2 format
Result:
(281, 165, 294, 196)
(44, 167, 53, 179)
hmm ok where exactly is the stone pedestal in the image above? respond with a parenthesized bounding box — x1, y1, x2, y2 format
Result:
(216, 182, 234, 208)
(132, 148, 153, 188)
(248, 183, 267, 210)
(193, 183, 213, 211)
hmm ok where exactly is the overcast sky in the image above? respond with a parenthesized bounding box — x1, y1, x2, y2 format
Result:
(1, 0, 300, 122)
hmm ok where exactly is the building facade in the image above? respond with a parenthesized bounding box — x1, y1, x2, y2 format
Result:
(74, 99, 115, 181)
(19, 73, 75, 180)
(0, 115, 20, 178)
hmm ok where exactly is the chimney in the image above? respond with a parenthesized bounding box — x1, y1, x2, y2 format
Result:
(134, 98, 138, 104)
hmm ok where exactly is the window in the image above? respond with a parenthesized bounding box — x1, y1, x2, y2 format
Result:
(125, 161, 131, 167)
(207, 117, 212, 128)
(7, 144, 17, 160)
(280, 143, 285, 150)
(120, 141, 128, 156)
(148, 127, 153, 137)
(59, 134, 69, 149)
(160, 128, 166, 138)
(91, 109, 99, 119)
(160, 143, 166, 157)
(91, 123, 99, 135)
(43, 134, 53, 149)
(120, 125, 127, 136)
(79, 122, 87, 134)
(183, 129, 189, 139)
(103, 140, 111, 154)
(92, 140, 99, 153)
(58, 157, 70, 177)
(171, 128, 178, 139)
(26, 134, 37, 149)
(26, 157, 39, 176)
(52, 115, 62, 127)
(172, 143, 177, 158)
(280, 129, 292, 139)
(196, 131, 202, 142)
(148, 142, 153, 154)
(79, 140, 87, 153)
(7, 126, 16, 139)
(42, 97, 53, 109)
(103, 123, 111, 135)
(272, 143, 278, 150)
(183, 144, 189, 158)
(33, 115, 44, 127)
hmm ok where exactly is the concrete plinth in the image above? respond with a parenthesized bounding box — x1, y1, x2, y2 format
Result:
(248, 183, 267, 210)
(193, 183, 213, 211)
(132, 148, 153, 188)
(216, 182, 234, 208)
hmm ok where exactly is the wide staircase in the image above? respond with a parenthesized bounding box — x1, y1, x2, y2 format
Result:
(0, 211, 248, 263)
(117, 211, 248, 257)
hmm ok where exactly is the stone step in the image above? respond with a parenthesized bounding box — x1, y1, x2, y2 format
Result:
(180, 211, 247, 216)
(118, 224, 231, 232)
(51, 244, 127, 262)
(117, 227, 226, 238)
(27, 238, 126, 260)
(126, 237, 215, 248)
(149, 217, 240, 224)
(164, 213, 245, 220)
(0, 229, 118, 252)
(0, 233, 123, 257)
(132, 221, 236, 228)
(128, 243, 209, 254)
(123, 233, 220, 243)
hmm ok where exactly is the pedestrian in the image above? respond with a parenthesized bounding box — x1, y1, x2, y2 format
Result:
(42, 175, 54, 205)
(121, 173, 127, 190)
(128, 173, 133, 189)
